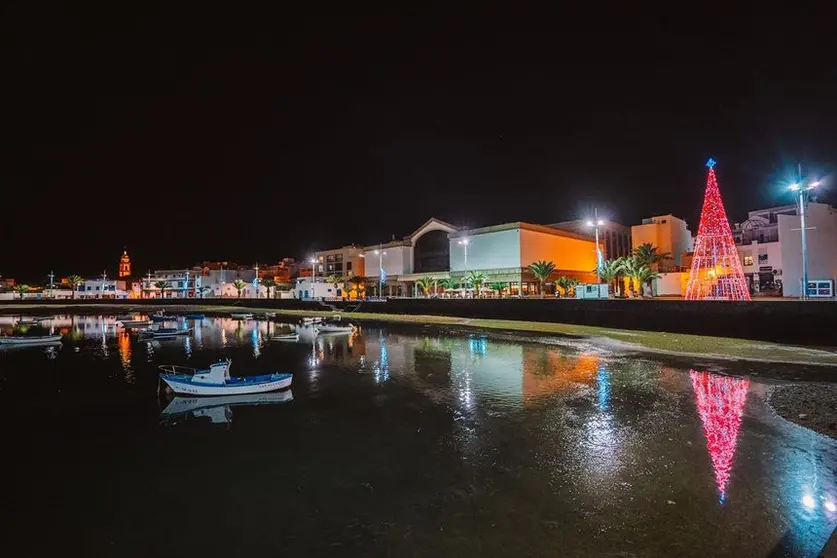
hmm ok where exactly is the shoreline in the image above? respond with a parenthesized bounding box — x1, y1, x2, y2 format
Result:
(4, 302, 837, 368)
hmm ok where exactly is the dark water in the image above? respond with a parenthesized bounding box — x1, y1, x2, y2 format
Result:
(1, 314, 835, 557)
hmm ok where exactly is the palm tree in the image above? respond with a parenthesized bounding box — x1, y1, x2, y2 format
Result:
(620, 256, 650, 298)
(490, 282, 508, 298)
(635, 265, 661, 297)
(554, 276, 578, 298)
(528, 260, 556, 297)
(439, 278, 458, 297)
(598, 258, 624, 298)
(14, 284, 30, 300)
(326, 274, 342, 286)
(344, 276, 365, 300)
(154, 280, 171, 299)
(233, 279, 247, 299)
(464, 271, 487, 298)
(415, 276, 435, 297)
(261, 278, 276, 299)
(67, 275, 84, 299)
(633, 243, 671, 269)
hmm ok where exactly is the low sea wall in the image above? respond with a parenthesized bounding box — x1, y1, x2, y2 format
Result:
(2, 298, 836, 347)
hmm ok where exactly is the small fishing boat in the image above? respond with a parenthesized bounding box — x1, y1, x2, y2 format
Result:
(118, 319, 154, 327)
(0, 334, 63, 346)
(317, 323, 356, 333)
(158, 359, 293, 396)
(301, 316, 323, 324)
(272, 333, 299, 342)
(151, 315, 172, 323)
(229, 312, 253, 320)
(140, 327, 192, 339)
(184, 313, 206, 320)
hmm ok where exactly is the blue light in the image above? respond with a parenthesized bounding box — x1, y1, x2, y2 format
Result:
(597, 365, 611, 411)
(706, 157, 716, 169)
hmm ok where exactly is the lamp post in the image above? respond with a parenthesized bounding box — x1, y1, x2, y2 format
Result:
(309, 257, 317, 300)
(789, 169, 820, 300)
(374, 245, 387, 298)
(458, 238, 469, 295)
(101, 270, 108, 299)
(48, 270, 55, 299)
(586, 209, 606, 298)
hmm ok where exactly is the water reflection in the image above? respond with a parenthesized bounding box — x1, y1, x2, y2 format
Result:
(3, 314, 837, 555)
(690, 370, 749, 504)
(160, 391, 294, 427)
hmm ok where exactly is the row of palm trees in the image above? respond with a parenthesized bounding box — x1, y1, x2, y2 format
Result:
(598, 243, 670, 297)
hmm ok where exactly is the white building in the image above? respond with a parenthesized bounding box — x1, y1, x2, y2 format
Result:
(142, 269, 201, 298)
(74, 279, 132, 299)
(734, 203, 837, 297)
(362, 218, 459, 296)
(293, 277, 345, 299)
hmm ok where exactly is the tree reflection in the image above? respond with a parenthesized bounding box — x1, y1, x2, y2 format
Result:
(690, 370, 749, 504)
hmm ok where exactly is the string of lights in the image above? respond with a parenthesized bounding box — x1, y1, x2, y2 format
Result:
(685, 159, 751, 300)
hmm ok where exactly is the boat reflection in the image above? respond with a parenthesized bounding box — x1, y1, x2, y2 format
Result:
(160, 390, 294, 426)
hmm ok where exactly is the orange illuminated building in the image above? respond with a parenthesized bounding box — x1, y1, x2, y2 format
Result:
(118, 249, 132, 278)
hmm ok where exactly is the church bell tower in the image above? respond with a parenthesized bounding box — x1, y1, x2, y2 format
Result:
(119, 249, 132, 278)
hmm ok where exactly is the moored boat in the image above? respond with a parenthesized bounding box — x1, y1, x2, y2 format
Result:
(140, 327, 192, 338)
(271, 333, 299, 341)
(0, 334, 63, 346)
(158, 359, 293, 396)
(151, 315, 172, 322)
(119, 319, 154, 327)
(229, 312, 253, 320)
(317, 323, 356, 333)
(301, 316, 323, 324)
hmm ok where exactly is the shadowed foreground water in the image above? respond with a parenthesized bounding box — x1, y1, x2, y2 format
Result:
(1, 314, 835, 557)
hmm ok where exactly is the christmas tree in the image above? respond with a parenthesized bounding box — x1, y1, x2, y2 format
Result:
(685, 159, 751, 300)
(690, 370, 749, 504)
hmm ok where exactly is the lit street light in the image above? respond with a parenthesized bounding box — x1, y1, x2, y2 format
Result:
(586, 209, 605, 298)
(309, 257, 316, 299)
(789, 168, 821, 300)
(374, 245, 387, 297)
(458, 238, 469, 271)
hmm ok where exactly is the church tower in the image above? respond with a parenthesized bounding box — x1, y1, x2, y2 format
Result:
(119, 249, 132, 278)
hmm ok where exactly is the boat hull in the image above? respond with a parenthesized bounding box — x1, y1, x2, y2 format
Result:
(0, 335, 63, 345)
(161, 374, 292, 396)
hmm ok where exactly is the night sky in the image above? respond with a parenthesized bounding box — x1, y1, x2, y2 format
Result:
(4, 6, 836, 282)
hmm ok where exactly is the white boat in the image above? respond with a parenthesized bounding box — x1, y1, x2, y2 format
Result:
(0, 334, 63, 346)
(159, 359, 293, 396)
(140, 327, 192, 338)
(271, 333, 299, 342)
(160, 391, 293, 419)
(301, 316, 323, 323)
(317, 323, 356, 333)
(230, 312, 254, 320)
(119, 319, 153, 327)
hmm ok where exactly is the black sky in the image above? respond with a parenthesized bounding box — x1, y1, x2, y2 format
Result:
(3, 5, 836, 282)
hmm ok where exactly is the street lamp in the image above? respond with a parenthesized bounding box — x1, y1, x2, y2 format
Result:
(458, 238, 469, 271)
(374, 245, 387, 298)
(788, 172, 821, 300)
(309, 257, 316, 300)
(586, 209, 606, 298)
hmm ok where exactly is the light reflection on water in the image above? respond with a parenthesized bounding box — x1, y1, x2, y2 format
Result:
(0, 314, 835, 556)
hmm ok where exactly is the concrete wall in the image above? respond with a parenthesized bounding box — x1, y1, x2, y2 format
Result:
(450, 229, 520, 272)
(653, 272, 688, 296)
(519, 229, 598, 272)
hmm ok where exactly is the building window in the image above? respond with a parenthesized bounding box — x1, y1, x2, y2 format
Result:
(743, 255, 754, 266)
(346, 261, 352, 272)
(758, 253, 768, 263)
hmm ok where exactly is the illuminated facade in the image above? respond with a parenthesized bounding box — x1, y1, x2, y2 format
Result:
(118, 249, 131, 278)
(631, 215, 693, 269)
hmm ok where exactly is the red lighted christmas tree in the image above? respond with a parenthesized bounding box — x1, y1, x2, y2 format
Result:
(685, 159, 751, 300)
(690, 370, 749, 504)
